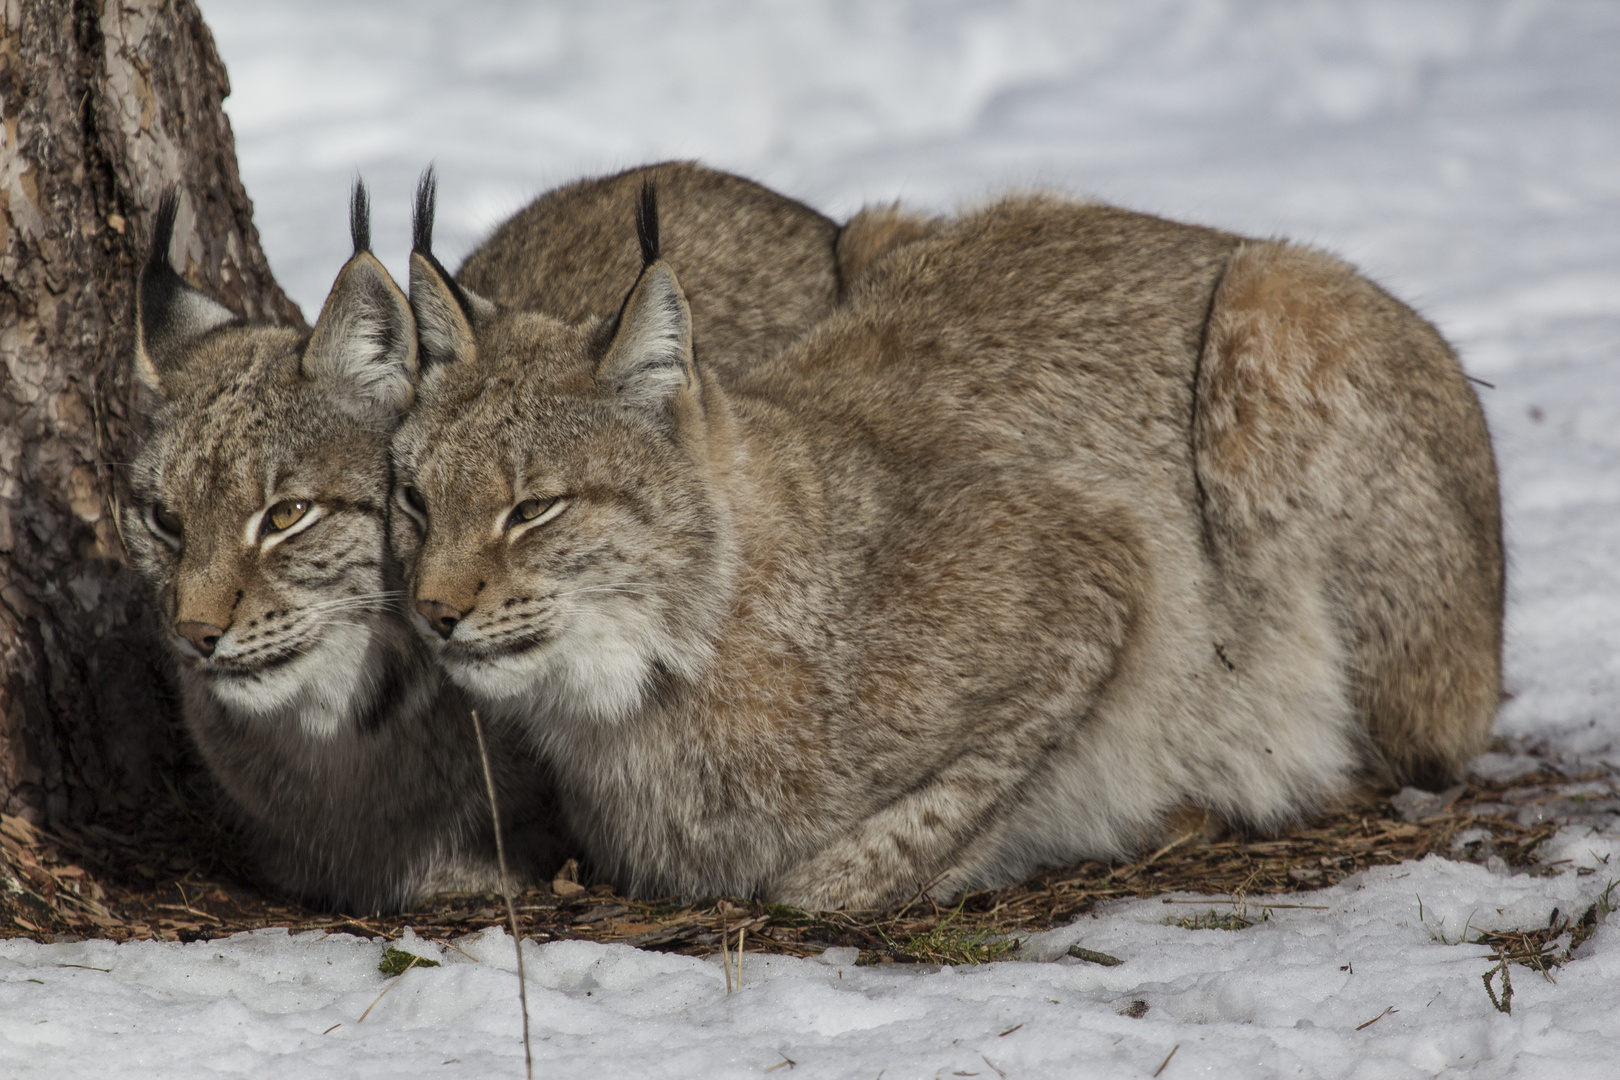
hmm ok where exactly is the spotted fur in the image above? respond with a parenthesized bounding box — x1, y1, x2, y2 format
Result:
(397, 189, 1502, 910)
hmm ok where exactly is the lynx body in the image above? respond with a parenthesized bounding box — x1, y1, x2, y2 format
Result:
(125, 164, 846, 909)
(398, 188, 1502, 910)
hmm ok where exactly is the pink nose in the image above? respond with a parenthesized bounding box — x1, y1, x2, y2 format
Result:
(176, 621, 225, 658)
(415, 600, 463, 640)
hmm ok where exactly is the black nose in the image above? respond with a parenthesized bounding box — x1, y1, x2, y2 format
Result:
(415, 599, 463, 641)
(176, 621, 225, 658)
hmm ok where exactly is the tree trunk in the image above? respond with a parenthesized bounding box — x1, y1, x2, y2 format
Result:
(0, 0, 301, 827)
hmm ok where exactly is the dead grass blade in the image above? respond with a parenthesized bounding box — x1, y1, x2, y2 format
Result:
(471, 709, 532, 1080)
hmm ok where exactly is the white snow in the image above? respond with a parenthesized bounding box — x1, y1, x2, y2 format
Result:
(6, 1, 1618, 1076)
(6, 860, 1620, 1078)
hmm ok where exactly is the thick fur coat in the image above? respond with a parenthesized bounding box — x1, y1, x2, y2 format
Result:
(397, 189, 1502, 910)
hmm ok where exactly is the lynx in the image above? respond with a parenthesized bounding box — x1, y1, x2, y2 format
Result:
(396, 184, 1502, 911)
(125, 187, 556, 911)
(125, 164, 850, 910)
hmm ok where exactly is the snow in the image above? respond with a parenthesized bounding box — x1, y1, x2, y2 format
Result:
(6, 860, 1620, 1077)
(7, 1, 1619, 1076)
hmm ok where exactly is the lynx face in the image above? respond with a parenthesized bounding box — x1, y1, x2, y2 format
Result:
(128, 195, 419, 736)
(391, 304, 730, 726)
(126, 343, 399, 730)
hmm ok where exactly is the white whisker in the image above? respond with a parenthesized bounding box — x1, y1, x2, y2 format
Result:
(551, 583, 666, 600)
(300, 592, 405, 616)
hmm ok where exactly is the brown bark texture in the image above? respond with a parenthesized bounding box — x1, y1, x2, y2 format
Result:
(0, 0, 302, 825)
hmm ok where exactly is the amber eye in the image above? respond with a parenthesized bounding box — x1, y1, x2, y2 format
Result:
(151, 503, 182, 538)
(508, 497, 563, 530)
(265, 499, 310, 533)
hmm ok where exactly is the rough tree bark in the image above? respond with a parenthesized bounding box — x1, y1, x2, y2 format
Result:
(0, 0, 302, 826)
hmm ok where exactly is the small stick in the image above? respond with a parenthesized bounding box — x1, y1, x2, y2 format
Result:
(440, 938, 481, 963)
(358, 954, 418, 1022)
(892, 868, 951, 918)
(1152, 1043, 1179, 1077)
(176, 882, 200, 918)
(1355, 1006, 1397, 1031)
(1067, 944, 1124, 966)
(471, 709, 532, 1080)
(1159, 899, 1329, 910)
(722, 918, 733, 994)
(736, 927, 745, 988)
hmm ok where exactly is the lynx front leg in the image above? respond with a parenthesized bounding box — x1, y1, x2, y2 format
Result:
(766, 749, 1035, 911)
(768, 497, 1142, 911)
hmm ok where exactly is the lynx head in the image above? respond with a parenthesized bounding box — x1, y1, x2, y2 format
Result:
(127, 184, 418, 733)
(393, 173, 733, 726)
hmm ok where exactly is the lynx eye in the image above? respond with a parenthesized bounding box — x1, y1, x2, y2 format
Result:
(507, 497, 567, 531)
(401, 485, 428, 516)
(150, 503, 182, 538)
(265, 499, 310, 533)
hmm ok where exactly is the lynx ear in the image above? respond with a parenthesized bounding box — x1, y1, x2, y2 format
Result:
(300, 181, 418, 418)
(597, 261, 694, 410)
(407, 166, 492, 368)
(136, 188, 238, 396)
(597, 183, 694, 411)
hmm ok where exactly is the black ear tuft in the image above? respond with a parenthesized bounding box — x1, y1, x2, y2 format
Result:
(350, 179, 371, 254)
(146, 187, 181, 283)
(407, 164, 484, 327)
(140, 186, 206, 361)
(635, 180, 660, 267)
(136, 186, 237, 393)
(140, 188, 186, 338)
(413, 166, 438, 256)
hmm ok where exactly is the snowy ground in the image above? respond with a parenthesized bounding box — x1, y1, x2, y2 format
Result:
(5, 1, 1619, 1076)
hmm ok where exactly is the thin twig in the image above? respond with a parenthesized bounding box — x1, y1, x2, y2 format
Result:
(722, 916, 732, 994)
(1119, 834, 1195, 880)
(441, 938, 481, 963)
(358, 954, 418, 1022)
(1159, 899, 1329, 910)
(892, 868, 952, 919)
(471, 709, 532, 1080)
(1152, 1043, 1179, 1077)
(1355, 1006, 1396, 1031)
(175, 882, 202, 919)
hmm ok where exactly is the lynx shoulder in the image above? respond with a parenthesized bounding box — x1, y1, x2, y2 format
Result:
(125, 185, 564, 911)
(394, 185, 1502, 910)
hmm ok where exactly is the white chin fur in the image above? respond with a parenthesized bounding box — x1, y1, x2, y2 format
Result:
(205, 621, 376, 738)
(445, 611, 663, 725)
